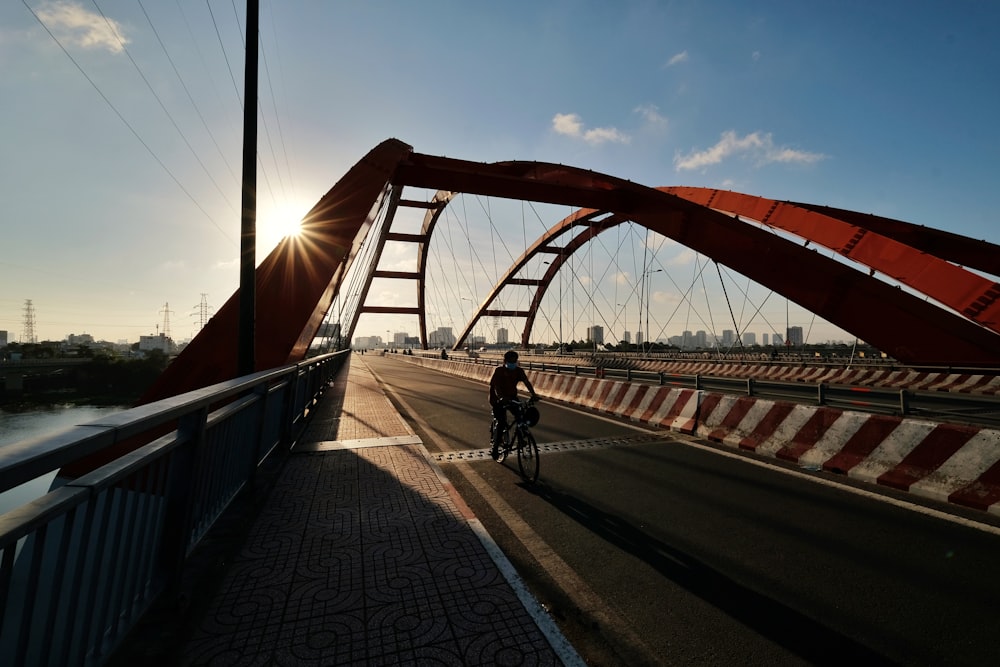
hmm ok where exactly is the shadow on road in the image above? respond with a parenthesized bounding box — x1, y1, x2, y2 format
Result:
(525, 480, 901, 667)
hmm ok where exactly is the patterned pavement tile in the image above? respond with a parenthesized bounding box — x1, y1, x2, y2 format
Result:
(177, 356, 571, 666)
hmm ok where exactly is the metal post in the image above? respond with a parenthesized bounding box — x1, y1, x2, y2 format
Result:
(238, 0, 259, 376)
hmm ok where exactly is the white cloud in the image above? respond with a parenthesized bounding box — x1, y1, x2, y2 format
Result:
(664, 50, 689, 67)
(634, 104, 668, 128)
(674, 130, 825, 171)
(667, 248, 697, 267)
(552, 113, 630, 145)
(752, 51, 762, 62)
(552, 113, 583, 137)
(36, 1, 128, 54)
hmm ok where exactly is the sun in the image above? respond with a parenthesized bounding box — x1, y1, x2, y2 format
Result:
(258, 200, 309, 250)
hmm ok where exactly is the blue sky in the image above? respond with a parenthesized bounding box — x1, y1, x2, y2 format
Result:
(1, 1, 997, 345)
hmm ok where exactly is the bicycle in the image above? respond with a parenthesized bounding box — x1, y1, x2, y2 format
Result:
(490, 397, 540, 483)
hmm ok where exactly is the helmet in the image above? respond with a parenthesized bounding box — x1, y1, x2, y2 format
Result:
(524, 405, 540, 427)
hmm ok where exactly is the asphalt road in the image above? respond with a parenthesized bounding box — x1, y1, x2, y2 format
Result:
(364, 354, 1000, 666)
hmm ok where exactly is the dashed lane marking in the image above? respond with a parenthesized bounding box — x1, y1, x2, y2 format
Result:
(431, 432, 667, 463)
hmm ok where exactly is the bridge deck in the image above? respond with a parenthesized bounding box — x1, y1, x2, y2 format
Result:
(168, 354, 575, 665)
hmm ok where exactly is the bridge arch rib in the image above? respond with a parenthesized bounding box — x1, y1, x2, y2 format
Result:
(142, 138, 1000, 406)
(394, 156, 1000, 366)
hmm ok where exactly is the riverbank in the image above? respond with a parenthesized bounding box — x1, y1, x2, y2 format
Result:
(0, 355, 167, 409)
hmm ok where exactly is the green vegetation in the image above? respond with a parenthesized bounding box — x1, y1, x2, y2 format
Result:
(0, 345, 170, 408)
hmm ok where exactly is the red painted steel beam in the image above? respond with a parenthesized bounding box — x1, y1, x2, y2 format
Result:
(362, 306, 422, 315)
(789, 202, 1000, 277)
(415, 192, 455, 348)
(138, 138, 414, 404)
(664, 187, 1000, 336)
(392, 152, 1000, 365)
(373, 270, 420, 280)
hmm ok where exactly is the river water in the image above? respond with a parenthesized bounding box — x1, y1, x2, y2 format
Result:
(0, 405, 126, 516)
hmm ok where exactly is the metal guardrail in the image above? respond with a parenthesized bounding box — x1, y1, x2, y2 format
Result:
(418, 354, 1000, 428)
(0, 350, 347, 667)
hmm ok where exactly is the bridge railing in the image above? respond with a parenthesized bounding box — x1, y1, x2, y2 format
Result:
(0, 350, 347, 667)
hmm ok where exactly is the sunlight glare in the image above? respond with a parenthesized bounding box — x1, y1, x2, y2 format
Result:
(259, 200, 308, 251)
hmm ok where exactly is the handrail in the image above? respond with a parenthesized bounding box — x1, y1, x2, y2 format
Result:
(0, 349, 348, 666)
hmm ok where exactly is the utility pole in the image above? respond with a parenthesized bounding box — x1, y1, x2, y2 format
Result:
(238, 0, 259, 376)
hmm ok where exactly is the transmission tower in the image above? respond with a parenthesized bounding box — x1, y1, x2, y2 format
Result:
(193, 293, 212, 333)
(22, 299, 37, 343)
(160, 302, 174, 340)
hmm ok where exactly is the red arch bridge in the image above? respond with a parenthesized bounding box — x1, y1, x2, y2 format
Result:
(143, 138, 1000, 404)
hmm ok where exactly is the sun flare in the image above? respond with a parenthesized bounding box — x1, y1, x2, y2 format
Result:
(259, 200, 309, 250)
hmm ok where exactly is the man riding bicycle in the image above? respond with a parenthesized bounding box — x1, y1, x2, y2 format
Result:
(489, 350, 538, 459)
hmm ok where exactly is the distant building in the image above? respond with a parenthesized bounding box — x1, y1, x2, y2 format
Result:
(139, 333, 174, 355)
(762, 333, 769, 346)
(393, 332, 409, 346)
(586, 325, 604, 345)
(695, 330, 708, 349)
(742, 332, 757, 346)
(623, 330, 631, 344)
(497, 327, 509, 345)
(0, 330, 7, 347)
(721, 330, 735, 348)
(66, 333, 94, 345)
(428, 327, 456, 348)
(772, 333, 783, 346)
(787, 326, 804, 346)
(354, 335, 382, 349)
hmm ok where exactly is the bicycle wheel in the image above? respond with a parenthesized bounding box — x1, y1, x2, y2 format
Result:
(490, 419, 507, 462)
(516, 430, 539, 482)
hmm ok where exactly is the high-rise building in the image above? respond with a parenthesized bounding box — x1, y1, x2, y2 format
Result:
(787, 326, 804, 346)
(586, 325, 604, 345)
(429, 327, 456, 348)
(497, 327, 509, 344)
(762, 333, 770, 346)
(353, 335, 382, 349)
(772, 333, 784, 346)
(742, 332, 757, 346)
(721, 329, 735, 348)
(0, 330, 7, 347)
(623, 330, 631, 344)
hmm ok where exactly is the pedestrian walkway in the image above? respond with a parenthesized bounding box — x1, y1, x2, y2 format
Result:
(178, 354, 579, 666)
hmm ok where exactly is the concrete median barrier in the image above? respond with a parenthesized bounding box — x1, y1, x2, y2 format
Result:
(395, 355, 1000, 515)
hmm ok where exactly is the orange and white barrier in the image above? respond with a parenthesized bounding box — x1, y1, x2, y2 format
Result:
(397, 356, 1000, 515)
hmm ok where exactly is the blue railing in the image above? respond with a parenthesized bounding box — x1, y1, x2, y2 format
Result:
(0, 350, 347, 666)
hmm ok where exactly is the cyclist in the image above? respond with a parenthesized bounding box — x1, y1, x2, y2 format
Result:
(489, 350, 538, 459)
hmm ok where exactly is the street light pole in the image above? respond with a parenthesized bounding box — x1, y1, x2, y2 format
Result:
(543, 261, 564, 353)
(644, 268, 662, 354)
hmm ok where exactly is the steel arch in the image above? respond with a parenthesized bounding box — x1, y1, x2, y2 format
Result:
(663, 187, 1000, 336)
(143, 138, 1000, 405)
(406, 172, 1000, 366)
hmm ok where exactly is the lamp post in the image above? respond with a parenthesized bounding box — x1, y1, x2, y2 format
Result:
(543, 261, 563, 353)
(643, 269, 662, 354)
(461, 297, 476, 351)
(617, 302, 627, 351)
